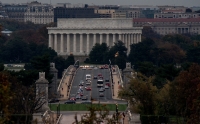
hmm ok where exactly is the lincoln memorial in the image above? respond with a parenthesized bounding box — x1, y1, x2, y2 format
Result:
(47, 18, 143, 56)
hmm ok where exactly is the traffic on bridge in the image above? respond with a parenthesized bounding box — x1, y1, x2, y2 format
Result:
(68, 65, 113, 104)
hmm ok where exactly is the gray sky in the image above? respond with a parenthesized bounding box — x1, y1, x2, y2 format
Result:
(1, 0, 200, 7)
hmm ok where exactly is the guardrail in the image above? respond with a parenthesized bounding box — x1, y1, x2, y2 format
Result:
(57, 65, 74, 93)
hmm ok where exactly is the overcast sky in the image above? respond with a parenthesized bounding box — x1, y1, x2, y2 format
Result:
(1, 0, 200, 7)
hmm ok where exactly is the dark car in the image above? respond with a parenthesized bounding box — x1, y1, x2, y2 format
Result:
(48, 98, 59, 103)
(65, 100, 76, 104)
(93, 76, 97, 79)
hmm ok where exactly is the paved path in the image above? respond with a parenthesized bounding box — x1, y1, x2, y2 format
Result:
(59, 67, 75, 100)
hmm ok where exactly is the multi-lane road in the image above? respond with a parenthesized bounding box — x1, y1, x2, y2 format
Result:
(69, 66, 113, 103)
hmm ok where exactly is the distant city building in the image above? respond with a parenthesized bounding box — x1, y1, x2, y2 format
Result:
(24, 1, 54, 24)
(113, 8, 140, 18)
(47, 18, 143, 56)
(53, 4, 99, 22)
(133, 18, 200, 35)
(3, 4, 27, 22)
(0, 2, 8, 19)
(94, 9, 115, 18)
(154, 5, 200, 18)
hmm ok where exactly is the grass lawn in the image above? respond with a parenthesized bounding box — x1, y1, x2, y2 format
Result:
(49, 103, 127, 111)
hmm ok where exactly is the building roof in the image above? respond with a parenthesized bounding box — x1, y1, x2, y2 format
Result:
(133, 18, 200, 22)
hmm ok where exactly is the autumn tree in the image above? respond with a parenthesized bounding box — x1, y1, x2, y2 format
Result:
(0, 72, 14, 124)
(119, 73, 158, 115)
(73, 104, 116, 124)
(171, 63, 200, 123)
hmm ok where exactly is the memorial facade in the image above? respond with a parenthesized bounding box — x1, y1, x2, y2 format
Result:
(47, 18, 143, 56)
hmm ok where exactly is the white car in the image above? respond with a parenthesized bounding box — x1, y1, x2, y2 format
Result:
(105, 85, 109, 89)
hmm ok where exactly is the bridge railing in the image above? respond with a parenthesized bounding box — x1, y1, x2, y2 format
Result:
(57, 65, 74, 94)
(115, 65, 124, 87)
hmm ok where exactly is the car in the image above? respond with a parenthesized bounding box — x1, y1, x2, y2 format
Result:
(76, 95, 81, 99)
(81, 96, 88, 100)
(99, 76, 103, 79)
(70, 97, 76, 101)
(106, 83, 110, 87)
(99, 93, 104, 97)
(105, 79, 109, 82)
(94, 66, 98, 69)
(65, 100, 76, 104)
(99, 87, 105, 92)
(80, 92, 84, 96)
(105, 85, 109, 89)
(93, 76, 98, 79)
(98, 73, 102, 76)
(48, 98, 59, 103)
(86, 80, 91, 85)
(81, 100, 92, 104)
(85, 86, 92, 91)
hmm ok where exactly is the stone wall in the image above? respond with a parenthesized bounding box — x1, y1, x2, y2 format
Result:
(57, 18, 133, 28)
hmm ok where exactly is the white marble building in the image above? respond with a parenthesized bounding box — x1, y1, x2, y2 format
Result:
(47, 18, 143, 56)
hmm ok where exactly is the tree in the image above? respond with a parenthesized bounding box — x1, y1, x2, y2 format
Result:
(0, 63, 4, 71)
(129, 38, 156, 65)
(66, 54, 75, 67)
(108, 40, 127, 69)
(10, 84, 47, 124)
(73, 104, 115, 124)
(170, 63, 200, 123)
(53, 56, 67, 78)
(89, 43, 109, 64)
(119, 73, 158, 114)
(0, 72, 14, 123)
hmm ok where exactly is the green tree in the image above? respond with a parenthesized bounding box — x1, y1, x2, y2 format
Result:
(0, 63, 4, 71)
(129, 38, 156, 66)
(66, 54, 75, 67)
(89, 43, 109, 64)
(53, 56, 67, 78)
(108, 40, 127, 69)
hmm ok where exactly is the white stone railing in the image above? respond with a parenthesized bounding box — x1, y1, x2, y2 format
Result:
(115, 65, 124, 88)
(57, 65, 74, 93)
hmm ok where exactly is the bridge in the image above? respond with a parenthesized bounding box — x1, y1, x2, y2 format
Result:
(57, 64, 124, 102)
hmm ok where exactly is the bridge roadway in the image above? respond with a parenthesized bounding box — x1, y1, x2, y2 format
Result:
(69, 66, 113, 102)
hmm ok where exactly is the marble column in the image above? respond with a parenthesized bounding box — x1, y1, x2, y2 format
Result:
(100, 34, 102, 44)
(119, 34, 122, 40)
(128, 34, 131, 52)
(124, 34, 127, 48)
(106, 34, 109, 46)
(133, 34, 137, 44)
(60, 34, 63, 53)
(112, 34, 115, 45)
(48, 34, 52, 48)
(87, 34, 89, 54)
(93, 34, 96, 46)
(131, 34, 134, 44)
(80, 34, 83, 53)
(73, 34, 76, 53)
(67, 34, 70, 53)
(139, 33, 141, 42)
(54, 34, 57, 52)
